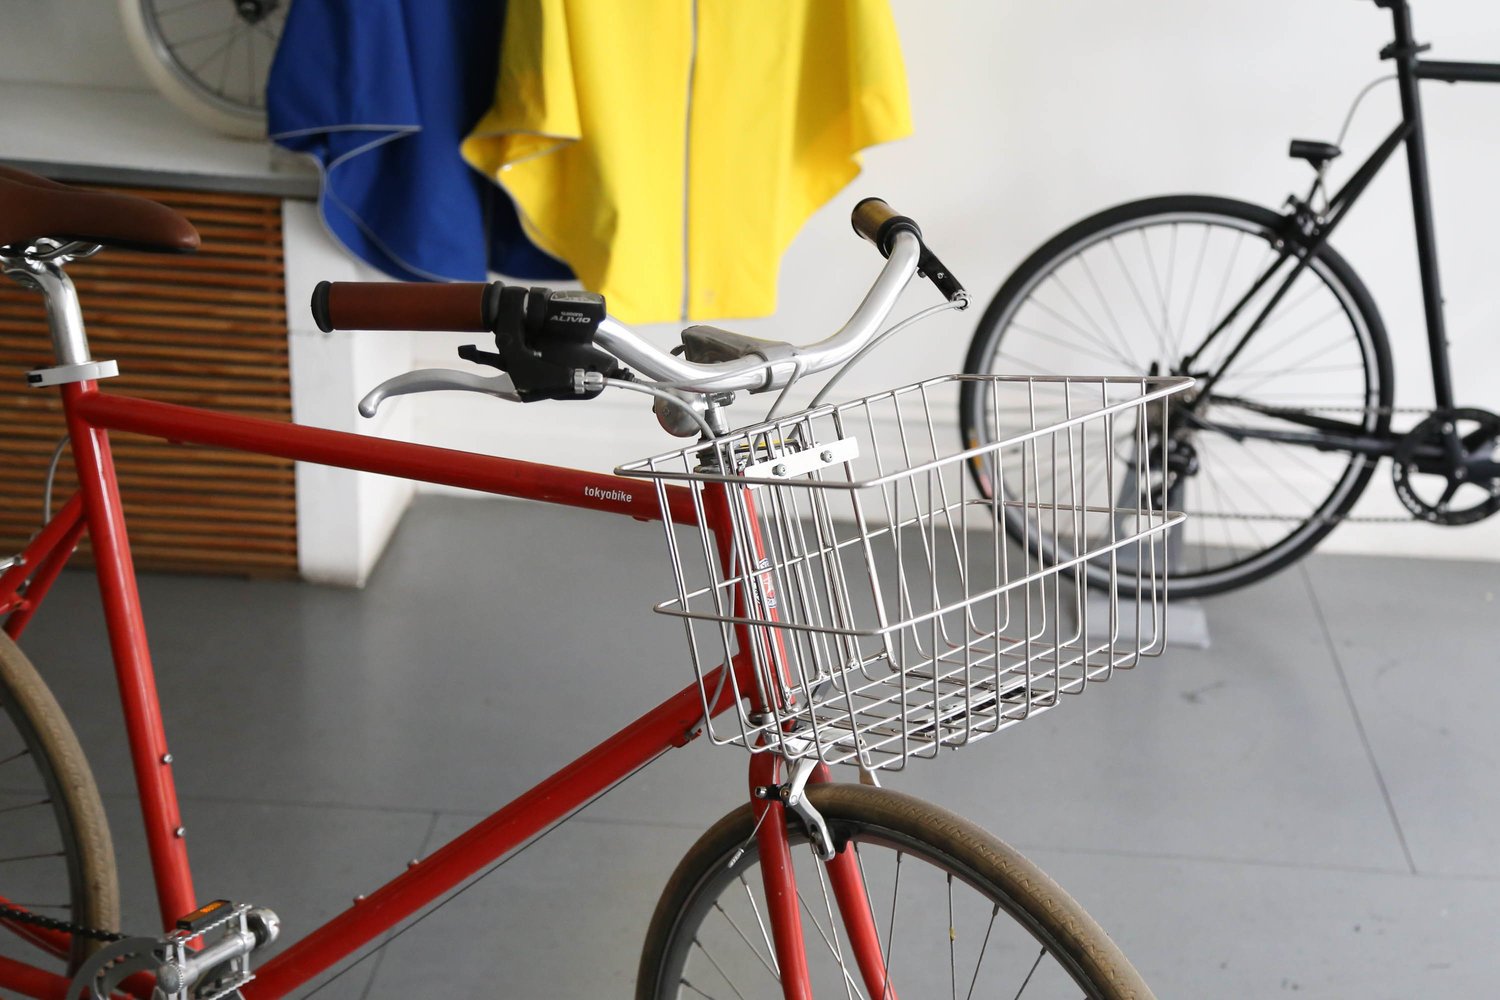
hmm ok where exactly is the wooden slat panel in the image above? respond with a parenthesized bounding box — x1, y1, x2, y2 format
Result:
(0, 184, 296, 577)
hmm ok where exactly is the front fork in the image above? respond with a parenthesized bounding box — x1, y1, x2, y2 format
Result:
(711, 468, 895, 998)
(747, 753, 895, 1000)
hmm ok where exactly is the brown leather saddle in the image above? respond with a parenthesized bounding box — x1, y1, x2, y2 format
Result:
(0, 165, 199, 254)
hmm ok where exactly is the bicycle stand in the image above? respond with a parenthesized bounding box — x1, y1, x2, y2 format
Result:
(1082, 459, 1212, 650)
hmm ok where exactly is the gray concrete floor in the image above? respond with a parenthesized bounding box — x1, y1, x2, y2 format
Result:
(12, 496, 1500, 998)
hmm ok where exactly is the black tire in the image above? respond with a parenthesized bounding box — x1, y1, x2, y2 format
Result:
(960, 195, 1393, 598)
(638, 783, 1152, 999)
(0, 631, 119, 972)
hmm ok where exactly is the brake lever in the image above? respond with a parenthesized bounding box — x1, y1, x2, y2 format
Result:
(358, 369, 523, 417)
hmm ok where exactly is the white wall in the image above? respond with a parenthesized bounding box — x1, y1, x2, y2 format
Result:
(4, 0, 1498, 562)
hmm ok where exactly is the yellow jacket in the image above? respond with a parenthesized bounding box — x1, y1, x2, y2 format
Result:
(462, 0, 912, 323)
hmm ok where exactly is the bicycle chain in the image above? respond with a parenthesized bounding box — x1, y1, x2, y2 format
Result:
(1192, 510, 1414, 525)
(0, 901, 125, 942)
(1211, 398, 1431, 418)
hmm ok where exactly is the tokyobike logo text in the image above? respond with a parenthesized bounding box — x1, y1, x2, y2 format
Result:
(585, 485, 633, 503)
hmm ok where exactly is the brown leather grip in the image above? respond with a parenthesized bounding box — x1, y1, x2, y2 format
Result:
(311, 281, 497, 333)
(850, 197, 899, 245)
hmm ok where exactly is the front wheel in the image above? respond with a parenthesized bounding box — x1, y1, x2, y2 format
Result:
(638, 783, 1151, 999)
(960, 195, 1393, 598)
(0, 631, 119, 973)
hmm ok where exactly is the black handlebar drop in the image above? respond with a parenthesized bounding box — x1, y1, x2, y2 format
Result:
(849, 197, 967, 306)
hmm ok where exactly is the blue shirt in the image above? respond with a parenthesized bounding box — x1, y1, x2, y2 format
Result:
(267, 0, 571, 282)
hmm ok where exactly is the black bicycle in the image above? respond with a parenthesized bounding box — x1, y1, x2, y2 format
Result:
(960, 0, 1500, 598)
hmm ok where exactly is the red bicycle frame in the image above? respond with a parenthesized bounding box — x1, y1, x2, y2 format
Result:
(0, 381, 894, 999)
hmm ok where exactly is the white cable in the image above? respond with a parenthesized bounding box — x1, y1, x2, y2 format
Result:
(808, 299, 963, 410)
(763, 358, 809, 422)
(1336, 74, 1397, 149)
(1316, 74, 1397, 207)
(43, 435, 68, 522)
(601, 377, 717, 438)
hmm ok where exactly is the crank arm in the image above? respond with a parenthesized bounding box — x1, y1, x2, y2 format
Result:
(359, 369, 522, 417)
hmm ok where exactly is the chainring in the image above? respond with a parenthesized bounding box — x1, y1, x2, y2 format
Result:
(1391, 408, 1500, 525)
(67, 935, 170, 1000)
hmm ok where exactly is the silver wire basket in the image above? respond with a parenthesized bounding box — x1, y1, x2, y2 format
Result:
(617, 374, 1193, 772)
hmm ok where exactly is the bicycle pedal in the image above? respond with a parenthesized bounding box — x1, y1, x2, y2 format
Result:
(67, 899, 280, 1000)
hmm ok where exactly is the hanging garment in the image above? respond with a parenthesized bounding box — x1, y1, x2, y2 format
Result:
(461, 0, 912, 323)
(267, 0, 571, 283)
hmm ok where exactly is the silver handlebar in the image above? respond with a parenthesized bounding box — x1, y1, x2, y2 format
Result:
(358, 229, 922, 417)
(594, 230, 921, 393)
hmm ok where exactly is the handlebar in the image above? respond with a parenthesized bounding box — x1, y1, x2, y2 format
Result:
(594, 228, 921, 392)
(318, 198, 950, 397)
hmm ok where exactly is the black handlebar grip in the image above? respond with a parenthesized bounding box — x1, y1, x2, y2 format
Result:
(311, 280, 502, 333)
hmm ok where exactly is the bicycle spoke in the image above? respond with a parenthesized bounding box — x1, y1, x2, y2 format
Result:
(1139, 224, 1178, 359)
(167, 24, 239, 50)
(947, 873, 956, 1000)
(188, 30, 241, 77)
(1009, 319, 1137, 370)
(995, 351, 1065, 378)
(1210, 447, 1279, 542)
(882, 851, 903, 993)
(1192, 242, 1280, 368)
(0, 797, 50, 815)
(155, 0, 218, 17)
(1205, 229, 1247, 351)
(1109, 237, 1171, 360)
(1028, 287, 1138, 366)
(711, 899, 780, 982)
(1216, 297, 1344, 372)
(216, 21, 253, 99)
(1231, 435, 1321, 512)
(0, 851, 64, 864)
(963, 904, 1001, 1000)
(1009, 947, 1047, 999)
(1223, 334, 1361, 397)
(0, 748, 32, 767)
(686, 937, 746, 1000)
(1045, 271, 1143, 370)
(799, 862, 861, 998)
(1078, 253, 1140, 370)
(850, 842, 897, 1000)
(1175, 223, 1212, 354)
(739, 875, 780, 978)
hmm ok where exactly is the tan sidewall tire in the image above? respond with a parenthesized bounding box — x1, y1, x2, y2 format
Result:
(637, 783, 1154, 1000)
(0, 631, 119, 970)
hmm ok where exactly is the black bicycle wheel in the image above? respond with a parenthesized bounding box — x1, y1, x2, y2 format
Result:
(0, 631, 118, 973)
(638, 783, 1151, 999)
(960, 195, 1393, 598)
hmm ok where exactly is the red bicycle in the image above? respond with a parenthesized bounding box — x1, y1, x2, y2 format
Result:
(0, 168, 1185, 999)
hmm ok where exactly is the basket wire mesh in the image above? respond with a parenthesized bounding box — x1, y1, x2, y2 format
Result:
(618, 374, 1193, 772)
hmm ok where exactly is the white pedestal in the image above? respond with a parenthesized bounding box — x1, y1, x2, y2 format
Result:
(1084, 591, 1212, 650)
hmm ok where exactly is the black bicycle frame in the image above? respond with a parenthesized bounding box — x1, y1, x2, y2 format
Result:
(1185, 0, 1497, 458)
